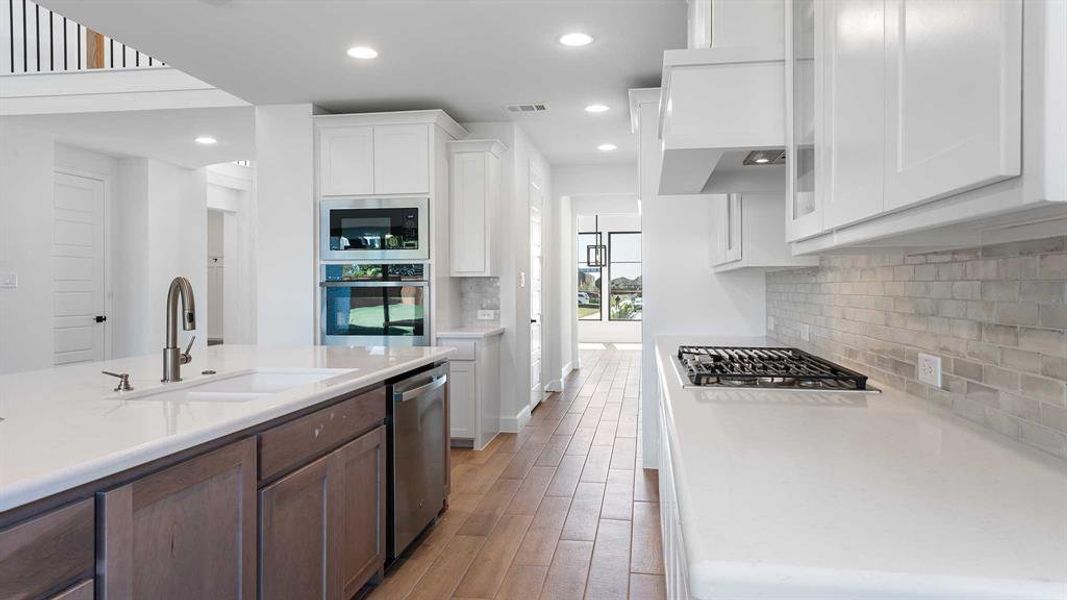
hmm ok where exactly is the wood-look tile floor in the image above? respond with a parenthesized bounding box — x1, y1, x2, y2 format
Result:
(369, 344, 665, 600)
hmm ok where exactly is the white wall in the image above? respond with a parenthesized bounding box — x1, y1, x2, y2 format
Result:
(463, 122, 551, 430)
(635, 96, 767, 469)
(144, 159, 208, 355)
(0, 123, 54, 374)
(254, 104, 314, 347)
(112, 158, 149, 357)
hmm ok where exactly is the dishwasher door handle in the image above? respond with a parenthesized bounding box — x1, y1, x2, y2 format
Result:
(393, 374, 448, 402)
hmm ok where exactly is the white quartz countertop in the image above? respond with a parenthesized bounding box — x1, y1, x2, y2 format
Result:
(436, 325, 505, 339)
(656, 336, 1067, 599)
(0, 344, 454, 513)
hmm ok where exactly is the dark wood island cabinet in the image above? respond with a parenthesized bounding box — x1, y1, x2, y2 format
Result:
(0, 371, 425, 600)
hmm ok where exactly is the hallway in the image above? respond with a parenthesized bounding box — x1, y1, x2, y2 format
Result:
(369, 344, 665, 599)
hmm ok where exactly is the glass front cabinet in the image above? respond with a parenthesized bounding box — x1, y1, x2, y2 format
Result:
(785, 0, 825, 241)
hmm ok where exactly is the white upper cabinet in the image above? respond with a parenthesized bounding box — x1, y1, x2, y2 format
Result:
(883, 0, 1022, 211)
(318, 124, 430, 196)
(785, 0, 824, 241)
(786, 0, 1047, 253)
(711, 192, 820, 273)
(448, 139, 505, 277)
(374, 124, 430, 195)
(319, 127, 374, 196)
(824, 0, 886, 229)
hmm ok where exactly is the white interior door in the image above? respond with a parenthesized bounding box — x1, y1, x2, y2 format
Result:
(53, 171, 107, 365)
(529, 177, 545, 411)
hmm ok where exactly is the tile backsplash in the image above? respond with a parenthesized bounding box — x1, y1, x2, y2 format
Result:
(767, 236, 1067, 459)
(458, 277, 501, 326)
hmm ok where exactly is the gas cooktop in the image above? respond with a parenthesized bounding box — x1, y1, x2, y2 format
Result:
(676, 345, 869, 391)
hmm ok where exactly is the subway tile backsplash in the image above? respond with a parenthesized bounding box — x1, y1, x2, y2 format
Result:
(767, 236, 1067, 459)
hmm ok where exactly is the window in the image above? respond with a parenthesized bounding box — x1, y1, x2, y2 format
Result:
(608, 232, 642, 321)
(577, 232, 602, 320)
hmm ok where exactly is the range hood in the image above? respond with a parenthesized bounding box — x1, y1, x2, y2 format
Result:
(658, 45, 786, 195)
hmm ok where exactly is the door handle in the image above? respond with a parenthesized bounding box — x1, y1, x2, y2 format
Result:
(393, 375, 448, 403)
(94, 315, 107, 323)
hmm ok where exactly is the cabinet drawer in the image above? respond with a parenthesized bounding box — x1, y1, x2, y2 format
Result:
(439, 339, 477, 361)
(0, 499, 94, 600)
(259, 386, 386, 481)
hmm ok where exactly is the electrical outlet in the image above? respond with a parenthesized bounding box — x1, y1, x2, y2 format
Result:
(918, 353, 942, 387)
(798, 323, 811, 342)
(0, 272, 16, 288)
(477, 309, 497, 321)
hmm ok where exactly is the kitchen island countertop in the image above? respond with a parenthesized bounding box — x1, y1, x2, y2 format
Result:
(0, 344, 454, 514)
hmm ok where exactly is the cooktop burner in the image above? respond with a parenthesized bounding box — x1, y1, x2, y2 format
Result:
(676, 346, 869, 390)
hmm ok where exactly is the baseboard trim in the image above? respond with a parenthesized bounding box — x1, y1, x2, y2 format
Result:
(545, 379, 563, 392)
(500, 405, 532, 433)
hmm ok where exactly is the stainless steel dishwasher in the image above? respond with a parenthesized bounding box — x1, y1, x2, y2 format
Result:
(388, 363, 448, 560)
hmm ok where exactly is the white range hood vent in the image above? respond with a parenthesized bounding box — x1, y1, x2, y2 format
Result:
(658, 45, 786, 195)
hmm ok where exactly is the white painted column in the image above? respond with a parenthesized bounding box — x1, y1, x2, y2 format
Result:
(254, 104, 315, 346)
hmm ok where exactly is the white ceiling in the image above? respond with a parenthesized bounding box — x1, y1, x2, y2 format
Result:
(41, 0, 686, 165)
(10, 107, 255, 168)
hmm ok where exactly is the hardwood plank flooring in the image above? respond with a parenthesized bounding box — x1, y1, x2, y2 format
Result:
(368, 344, 665, 600)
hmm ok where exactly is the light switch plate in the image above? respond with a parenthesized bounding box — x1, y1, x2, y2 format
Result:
(918, 353, 942, 387)
(0, 272, 17, 288)
(798, 323, 811, 342)
(768, 316, 776, 331)
(477, 309, 497, 321)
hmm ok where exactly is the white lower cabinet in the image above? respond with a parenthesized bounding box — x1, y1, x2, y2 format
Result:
(439, 331, 502, 451)
(658, 393, 690, 600)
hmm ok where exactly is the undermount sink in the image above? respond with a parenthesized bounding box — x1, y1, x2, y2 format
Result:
(115, 368, 354, 403)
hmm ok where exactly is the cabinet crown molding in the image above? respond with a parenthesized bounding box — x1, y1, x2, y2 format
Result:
(447, 139, 507, 157)
(314, 109, 469, 140)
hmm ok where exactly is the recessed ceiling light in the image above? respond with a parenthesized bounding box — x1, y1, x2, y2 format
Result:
(585, 104, 610, 113)
(195, 136, 217, 145)
(559, 32, 594, 47)
(754, 158, 770, 164)
(347, 46, 378, 59)
(597, 143, 617, 152)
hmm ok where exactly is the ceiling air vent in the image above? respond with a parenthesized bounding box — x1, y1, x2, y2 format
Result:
(504, 103, 550, 114)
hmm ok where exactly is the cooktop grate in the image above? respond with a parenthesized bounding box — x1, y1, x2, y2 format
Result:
(676, 346, 868, 390)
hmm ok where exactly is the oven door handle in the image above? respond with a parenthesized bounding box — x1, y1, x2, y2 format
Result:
(320, 281, 429, 288)
(393, 374, 448, 403)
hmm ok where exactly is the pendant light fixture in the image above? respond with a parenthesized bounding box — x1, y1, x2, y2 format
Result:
(586, 215, 607, 267)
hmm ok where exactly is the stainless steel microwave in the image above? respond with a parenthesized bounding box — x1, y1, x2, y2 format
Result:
(320, 197, 430, 261)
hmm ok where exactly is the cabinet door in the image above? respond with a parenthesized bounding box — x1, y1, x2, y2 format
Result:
(451, 152, 490, 275)
(884, 0, 1022, 210)
(320, 127, 375, 196)
(260, 449, 342, 600)
(712, 193, 742, 266)
(0, 498, 94, 600)
(824, 0, 885, 228)
(448, 360, 476, 440)
(785, 0, 826, 241)
(98, 438, 257, 600)
(260, 427, 385, 600)
(338, 426, 386, 598)
(373, 125, 430, 194)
